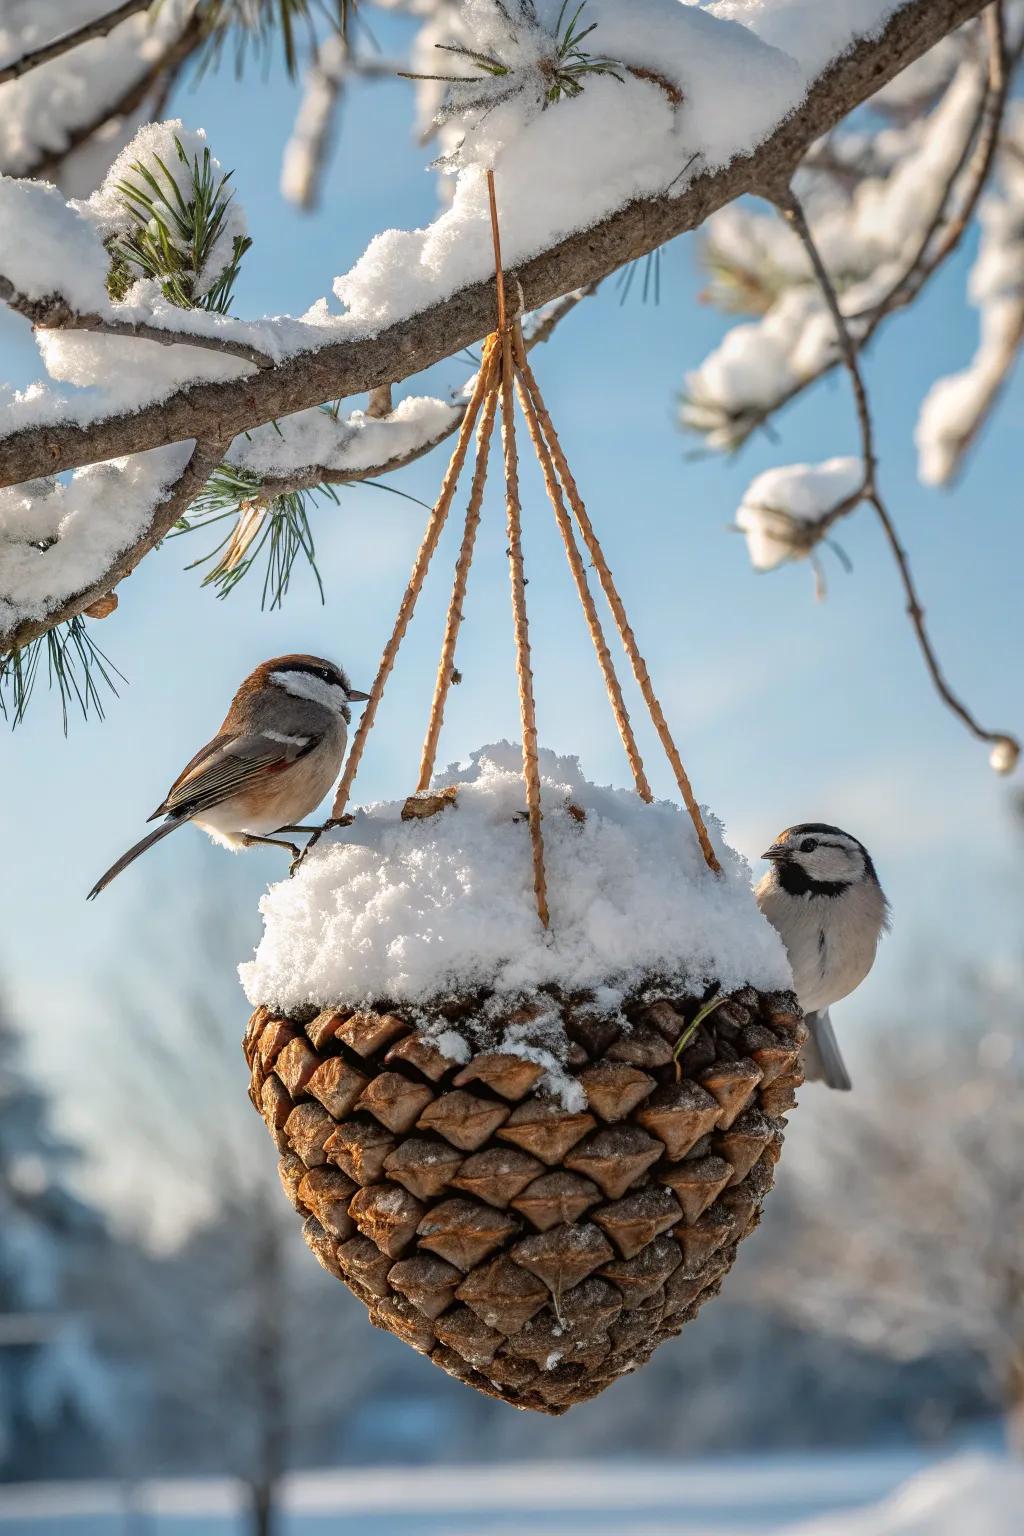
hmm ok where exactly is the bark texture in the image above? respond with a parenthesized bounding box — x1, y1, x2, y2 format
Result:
(0, 0, 986, 492)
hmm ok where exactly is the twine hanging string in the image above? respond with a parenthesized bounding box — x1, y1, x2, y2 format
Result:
(329, 342, 499, 822)
(510, 323, 653, 804)
(316, 166, 718, 918)
(513, 345, 722, 875)
(498, 308, 551, 929)
(417, 334, 500, 793)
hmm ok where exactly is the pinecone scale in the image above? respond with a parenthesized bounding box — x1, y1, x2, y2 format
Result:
(244, 984, 805, 1414)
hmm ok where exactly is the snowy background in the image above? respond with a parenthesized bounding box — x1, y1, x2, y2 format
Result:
(1, 1, 1023, 1532)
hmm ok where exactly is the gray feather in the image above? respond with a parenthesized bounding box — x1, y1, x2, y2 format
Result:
(87, 816, 189, 900)
(802, 1008, 852, 1092)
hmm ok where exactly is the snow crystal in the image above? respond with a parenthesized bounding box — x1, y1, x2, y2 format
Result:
(241, 740, 791, 1020)
(736, 456, 863, 571)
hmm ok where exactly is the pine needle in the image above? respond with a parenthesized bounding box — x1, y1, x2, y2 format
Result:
(0, 619, 125, 734)
(106, 136, 252, 312)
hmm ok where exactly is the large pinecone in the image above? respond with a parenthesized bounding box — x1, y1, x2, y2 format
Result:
(244, 985, 805, 1414)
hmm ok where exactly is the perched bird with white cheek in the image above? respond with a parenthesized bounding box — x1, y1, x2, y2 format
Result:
(755, 823, 890, 1091)
(87, 654, 369, 899)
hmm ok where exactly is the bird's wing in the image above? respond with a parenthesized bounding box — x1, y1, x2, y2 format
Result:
(149, 730, 320, 821)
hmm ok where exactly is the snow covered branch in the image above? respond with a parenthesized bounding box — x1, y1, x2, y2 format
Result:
(0, 1, 154, 86)
(774, 184, 1020, 770)
(0, 276, 276, 370)
(0, 437, 225, 655)
(0, 0, 989, 496)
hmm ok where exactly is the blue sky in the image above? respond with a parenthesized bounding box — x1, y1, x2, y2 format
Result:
(1, 11, 1021, 1223)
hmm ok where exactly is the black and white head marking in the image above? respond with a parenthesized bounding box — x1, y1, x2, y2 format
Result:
(762, 822, 883, 901)
(271, 659, 354, 721)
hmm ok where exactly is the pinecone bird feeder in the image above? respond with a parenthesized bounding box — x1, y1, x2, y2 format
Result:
(242, 175, 804, 1413)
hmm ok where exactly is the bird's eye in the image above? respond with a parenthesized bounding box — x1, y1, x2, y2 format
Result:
(800, 838, 818, 853)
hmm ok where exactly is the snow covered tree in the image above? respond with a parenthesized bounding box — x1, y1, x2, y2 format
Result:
(0, 1000, 112, 1478)
(0, 0, 1018, 771)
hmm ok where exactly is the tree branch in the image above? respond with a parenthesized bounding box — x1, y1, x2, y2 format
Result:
(0, 0, 988, 491)
(1, 438, 226, 656)
(0, 0, 154, 86)
(19, 15, 206, 183)
(0, 278, 275, 371)
(777, 185, 1019, 762)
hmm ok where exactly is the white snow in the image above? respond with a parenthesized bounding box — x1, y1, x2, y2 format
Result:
(0, 177, 111, 313)
(792, 1456, 1024, 1536)
(915, 106, 1024, 486)
(0, 1, 192, 180)
(683, 59, 987, 447)
(704, 2, 906, 87)
(736, 456, 863, 571)
(0, 1, 951, 445)
(228, 395, 463, 479)
(0, 442, 194, 630)
(333, 0, 801, 330)
(1, 1452, 1021, 1532)
(241, 740, 791, 1020)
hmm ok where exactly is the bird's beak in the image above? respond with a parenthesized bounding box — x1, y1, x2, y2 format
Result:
(761, 843, 791, 862)
(347, 689, 371, 704)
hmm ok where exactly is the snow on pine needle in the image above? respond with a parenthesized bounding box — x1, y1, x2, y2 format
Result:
(406, 0, 625, 169)
(734, 457, 863, 580)
(91, 123, 252, 312)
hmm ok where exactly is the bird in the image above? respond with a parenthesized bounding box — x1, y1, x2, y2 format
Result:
(755, 822, 890, 1091)
(87, 654, 369, 900)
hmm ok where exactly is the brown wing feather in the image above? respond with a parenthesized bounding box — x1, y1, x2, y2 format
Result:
(148, 732, 237, 819)
(149, 732, 319, 821)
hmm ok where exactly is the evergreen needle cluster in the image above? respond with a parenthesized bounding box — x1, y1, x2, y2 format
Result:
(0, 619, 124, 734)
(106, 138, 252, 312)
(408, 0, 623, 145)
(174, 466, 331, 611)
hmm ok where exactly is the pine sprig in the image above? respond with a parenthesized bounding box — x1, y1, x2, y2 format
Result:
(173, 465, 330, 610)
(404, 0, 622, 141)
(106, 137, 252, 312)
(175, 458, 433, 609)
(0, 619, 125, 734)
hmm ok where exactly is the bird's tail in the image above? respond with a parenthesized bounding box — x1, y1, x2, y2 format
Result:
(801, 1008, 852, 1091)
(87, 817, 189, 900)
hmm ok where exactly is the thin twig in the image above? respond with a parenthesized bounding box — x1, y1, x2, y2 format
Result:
(0, 279, 274, 370)
(777, 185, 1019, 758)
(22, 15, 206, 182)
(855, 3, 1010, 323)
(0, 0, 153, 85)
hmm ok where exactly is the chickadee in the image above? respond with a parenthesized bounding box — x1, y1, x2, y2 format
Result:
(87, 654, 369, 899)
(755, 823, 890, 1091)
